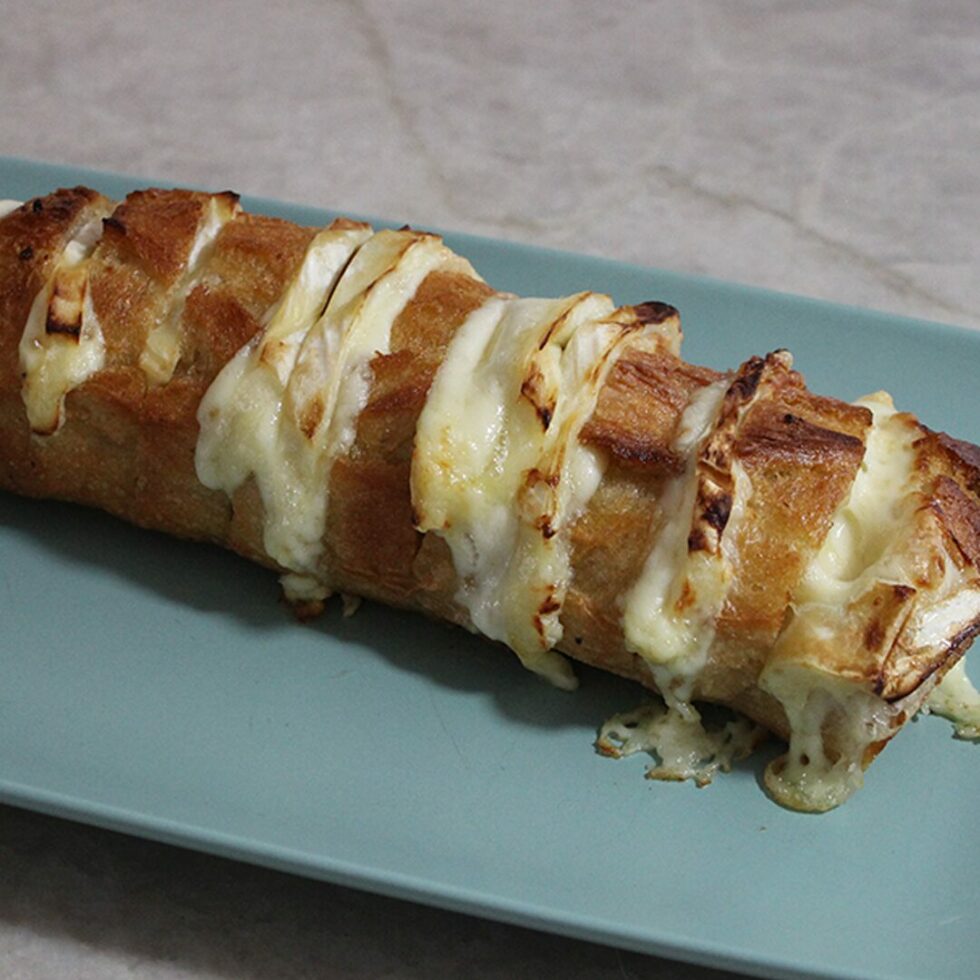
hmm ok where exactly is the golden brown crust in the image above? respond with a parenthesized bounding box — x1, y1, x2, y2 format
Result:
(931, 475, 980, 569)
(560, 464, 667, 681)
(178, 213, 318, 383)
(871, 421, 980, 701)
(933, 431, 980, 495)
(100, 189, 236, 285)
(581, 347, 719, 470)
(31, 368, 144, 512)
(92, 189, 224, 369)
(328, 455, 422, 605)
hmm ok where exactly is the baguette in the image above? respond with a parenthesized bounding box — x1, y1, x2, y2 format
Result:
(2, 186, 978, 811)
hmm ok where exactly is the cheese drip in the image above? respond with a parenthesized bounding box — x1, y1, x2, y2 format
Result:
(760, 393, 919, 811)
(139, 193, 240, 385)
(925, 658, 980, 738)
(196, 223, 371, 588)
(621, 377, 730, 703)
(606, 374, 757, 784)
(197, 226, 473, 597)
(19, 208, 112, 434)
(413, 290, 652, 689)
(597, 700, 763, 786)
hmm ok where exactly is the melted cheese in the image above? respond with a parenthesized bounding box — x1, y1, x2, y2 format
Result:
(926, 658, 980, 738)
(139, 194, 240, 384)
(761, 667, 894, 811)
(284, 230, 477, 468)
(798, 392, 915, 604)
(18, 213, 108, 435)
(0, 199, 22, 220)
(597, 699, 762, 786)
(412, 290, 636, 689)
(620, 378, 730, 701)
(509, 313, 640, 651)
(759, 393, 922, 810)
(914, 590, 980, 651)
(195, 222, 372, 587)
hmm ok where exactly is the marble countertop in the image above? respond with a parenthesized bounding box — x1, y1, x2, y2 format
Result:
(1, 2, 978, 978)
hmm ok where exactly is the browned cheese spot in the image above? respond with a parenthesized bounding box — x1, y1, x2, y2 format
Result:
(299, 394, 325, 440)
(44, 268, 88, 341)
(688, 528, 708, 552)
(730, 355, 766, 402)
(864, 619, 885, 652)
(44, 313, 81, 339)
(675, 578, 697, 612)
(536, 517, 556, 539)
(533, 591, 563, 641)
(702, 491, 733, 534)
(539, 594, 562, 617)
(520, 365, 555, 430)
(632, 300, 679, 325)
(892, 583, 915, 603)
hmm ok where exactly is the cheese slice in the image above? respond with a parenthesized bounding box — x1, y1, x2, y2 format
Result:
(763, 592, 980, 811)
(620, 377, 730, 702)
(759, 392, 932, 810)
(761, 666, 892, 811)
(795, 392, 915, 606)
(195, 222, 372, 585)
(19, 209, 112, 434)
(608, 373, 756, 774)
(506, 310, 649, 658)
(284, 229, 478, 469)
(925, 657, 980, 738)
(139, 193, 241, 385)
(412, 290, 643, 689)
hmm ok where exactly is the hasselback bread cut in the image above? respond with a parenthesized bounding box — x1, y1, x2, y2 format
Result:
(2, 186, 978, 812)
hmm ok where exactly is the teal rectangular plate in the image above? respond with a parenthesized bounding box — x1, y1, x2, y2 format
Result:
(1, 157, 978, 980)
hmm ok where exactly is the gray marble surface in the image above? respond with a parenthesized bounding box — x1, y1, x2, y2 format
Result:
(1, 1, 978, 977)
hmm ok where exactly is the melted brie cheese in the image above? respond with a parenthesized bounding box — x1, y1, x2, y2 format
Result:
(758, 393, 924, 810)
(507, 312, 637, 652)
(285, 230, 477, 467)
(621, 378, 730, 701)
(195, 222, 372, 583)
(140, 194, 240, 385)
(925, 658, 980, 738)
(797, 392, 915, 605)
(19, 213, 108, 435)
(761, 666, 894, 811)
(412, 290, 637, 689)
(597, 699, 762, 786)
(914, 590, 980, 651)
